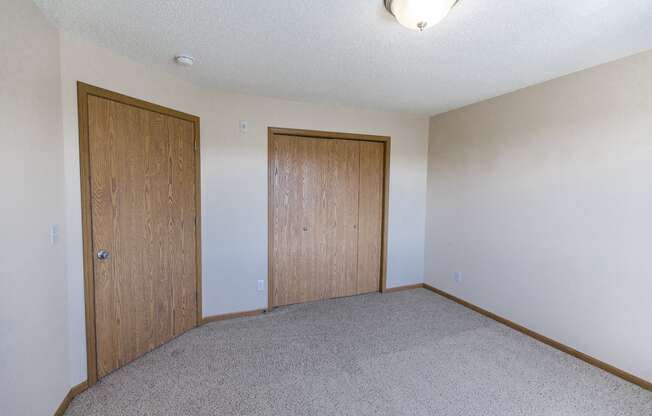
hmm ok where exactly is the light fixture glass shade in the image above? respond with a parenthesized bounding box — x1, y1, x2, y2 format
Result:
(386, 0, 458, 31)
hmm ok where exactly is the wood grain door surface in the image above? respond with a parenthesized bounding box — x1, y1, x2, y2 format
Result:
(357, 141, 385, 294)
(270, 134, 384, 307)
(87, 95, 197, 378)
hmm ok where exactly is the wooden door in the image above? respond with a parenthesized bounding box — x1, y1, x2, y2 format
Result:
(86, 94, 198, 378)
(357, 141, 384, 294)
(270, 133, 385, 307)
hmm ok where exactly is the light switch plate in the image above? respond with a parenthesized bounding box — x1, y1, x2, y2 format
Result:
(50, 224, 58, 245)
(239, 120, 248, 135)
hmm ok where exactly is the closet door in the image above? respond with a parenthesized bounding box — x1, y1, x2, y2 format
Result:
(324, 138, 360, 299)
(269, 132, 386, 308)
(357, 141, 384, 294)
(270, 135, 321, 307)
(270, 135, 359, 307)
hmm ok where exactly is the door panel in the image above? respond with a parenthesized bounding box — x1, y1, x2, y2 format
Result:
(270, 134, 384, 307)
(357, 141, 384, 294)
(88, 95, 197, 378)
(270, 135, 301, 307)
(271, 135, 329, 306)
(324, 139, 359, 298)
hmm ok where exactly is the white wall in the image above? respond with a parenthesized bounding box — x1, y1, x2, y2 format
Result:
(426, 50, 652, 382)
(0, 0, 70, 414)
(59, 32, 429, 385)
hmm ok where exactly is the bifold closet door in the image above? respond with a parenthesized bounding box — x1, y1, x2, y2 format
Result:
(270, 134, 384, 307)
(87, 94, 198, 378)
(357, 141, 384, 294)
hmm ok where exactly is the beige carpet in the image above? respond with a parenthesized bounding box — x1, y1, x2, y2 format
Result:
(66, 289, 652, 415)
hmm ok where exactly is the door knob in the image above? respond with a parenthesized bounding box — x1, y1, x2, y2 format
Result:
(96, 249, 110, 260)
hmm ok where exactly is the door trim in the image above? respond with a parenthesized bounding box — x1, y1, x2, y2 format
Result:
(77, 82, 202, 386)
(267, 127, 391, 310)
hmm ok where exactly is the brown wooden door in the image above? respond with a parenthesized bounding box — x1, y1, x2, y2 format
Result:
(87, 95, 198, 378)
(357, 141, 384, 294)
(270, 134, 384, 307)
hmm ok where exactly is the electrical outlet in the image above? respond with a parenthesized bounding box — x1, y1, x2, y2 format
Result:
(453, 272, 462, 283)
(257, 280, 265, 291)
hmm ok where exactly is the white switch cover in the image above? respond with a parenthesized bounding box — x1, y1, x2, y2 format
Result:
(257, 280, 265, 291)
(453, 272, 462, 283)
(239, 120, 249, 135)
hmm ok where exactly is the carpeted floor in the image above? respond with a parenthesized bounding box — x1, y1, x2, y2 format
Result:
(66, 289, 652, 416)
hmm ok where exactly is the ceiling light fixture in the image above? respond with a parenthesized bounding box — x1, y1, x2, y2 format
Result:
(174, 54, 195, 66)
(384, 0, 459, 32)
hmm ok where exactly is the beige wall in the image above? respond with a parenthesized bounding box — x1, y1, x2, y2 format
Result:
(426, 50, 652, 382)
(59, 32, 430, 385)
(0, 0, 70, 414)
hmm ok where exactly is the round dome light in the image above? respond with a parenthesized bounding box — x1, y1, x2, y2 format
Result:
(384, 0, 459, 31)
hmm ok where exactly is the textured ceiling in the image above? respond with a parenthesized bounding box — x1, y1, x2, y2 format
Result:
(34, 0, 652, 115)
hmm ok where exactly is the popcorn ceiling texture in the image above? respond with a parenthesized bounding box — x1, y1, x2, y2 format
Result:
(65, 290, 651, 415)
(33, 0, 652, 115)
